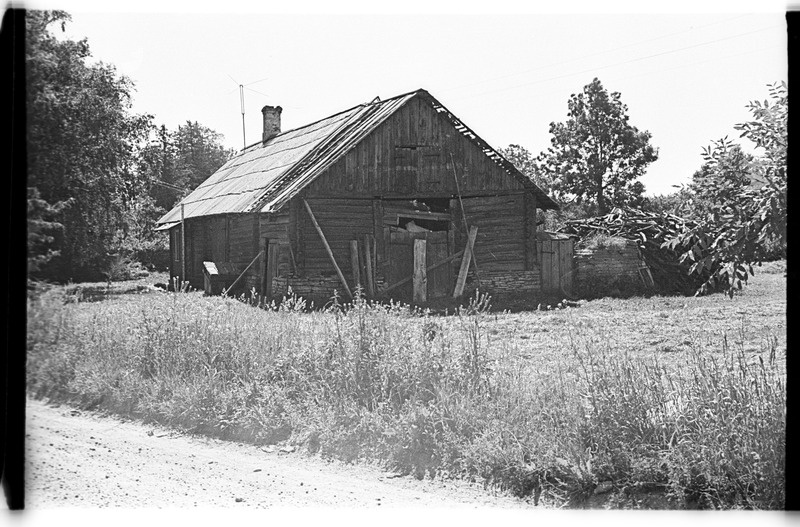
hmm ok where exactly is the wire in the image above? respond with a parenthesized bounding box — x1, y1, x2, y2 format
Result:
(245, 86, 270, 98)
(451, 24, 783, 101)
(483, 42, 785, 109)
(244, 76, 269, 87)
(444, 14, 751, 93)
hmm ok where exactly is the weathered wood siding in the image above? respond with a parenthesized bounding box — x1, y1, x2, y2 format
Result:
(304, 96, 525, 198)
(259, 208, 291, 296)
(454, 194, 526, 273)
(524, 192, 538, 270)
(295, 197, 375, 292)
(171, 94, 551, 299)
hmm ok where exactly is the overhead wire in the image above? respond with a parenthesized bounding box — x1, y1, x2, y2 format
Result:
(443, 14, 751, 93)
(448, 24, 783, 102)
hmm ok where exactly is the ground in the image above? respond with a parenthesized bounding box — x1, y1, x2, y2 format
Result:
(24, 262, 786, 509)
(24, 399, 530, 508)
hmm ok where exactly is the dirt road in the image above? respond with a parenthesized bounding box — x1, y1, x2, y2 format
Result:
(24, 398, 530, 508)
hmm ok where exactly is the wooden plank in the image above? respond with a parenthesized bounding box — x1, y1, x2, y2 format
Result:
(350, 240, 361, 291)
(302, 199, 353, 298)
(225, 250, 264, 296)
(453, 225, 478, 298)
(552, 240, 560, 294)
(363, 234, 375, 297)
(563, 239, 574, 296)
(558, 239, 567, 295)
(180, 204, 185, 285)
(427, 234, 449, 298)
(413, 239, 427, 303)
(543, 240, 553, 292)
(540, 239, 549, 291)
(373, 199, 383, 266)
(265, 242, 279, 297)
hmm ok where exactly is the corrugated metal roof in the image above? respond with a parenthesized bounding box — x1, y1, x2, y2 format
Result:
(156, 89, 558, 227)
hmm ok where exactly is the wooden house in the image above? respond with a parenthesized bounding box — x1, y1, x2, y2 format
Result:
(155, 89, 559, 303)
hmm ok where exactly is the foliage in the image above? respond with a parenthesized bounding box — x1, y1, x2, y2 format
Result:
(689, 139, 757, 218)
(26, 11, 234, 280)
(572, 334, 784, 509)
(536, 78, 658, 215)
(27, 286, 785, 509)
(666, 82, 787, 297)
(500, 144, 558, 197)
(27, 187, 67, 273)
(139, 122, 235, 211)
(639, 188, 694, 216)
(26, 11, 152, 280)
(559, 207, 707, 295)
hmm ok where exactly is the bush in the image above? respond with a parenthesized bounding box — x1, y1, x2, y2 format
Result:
(26, 288, 785, 509)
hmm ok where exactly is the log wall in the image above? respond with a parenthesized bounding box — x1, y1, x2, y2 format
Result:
(454, 194, 527, 273)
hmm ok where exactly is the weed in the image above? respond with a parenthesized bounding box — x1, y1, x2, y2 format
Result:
(26, 282, 785, 509)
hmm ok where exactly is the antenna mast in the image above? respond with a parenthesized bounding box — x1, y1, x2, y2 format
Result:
(239, 84, 246, 149)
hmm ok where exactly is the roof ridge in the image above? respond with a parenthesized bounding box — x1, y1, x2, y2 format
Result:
(240, 101, 368, 154)
(240, 89, 428, 154)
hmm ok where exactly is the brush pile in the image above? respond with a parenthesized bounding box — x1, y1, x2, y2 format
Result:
(558, 207, 708, 295)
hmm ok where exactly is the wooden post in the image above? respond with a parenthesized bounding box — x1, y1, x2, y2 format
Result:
(180, 203, 186, 289)
(453, 225, 478, 298)
(363, 234, 375, 297)
(302, 199, 353, 298)
(350, 240, 361, 292)
(449, 152, 481, 287)
(413, 238, 427, 304)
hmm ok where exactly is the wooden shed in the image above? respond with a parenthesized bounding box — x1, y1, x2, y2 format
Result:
(155, 89, 559, 303)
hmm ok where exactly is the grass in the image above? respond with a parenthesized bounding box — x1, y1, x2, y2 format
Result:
(26, 264, 786, 509)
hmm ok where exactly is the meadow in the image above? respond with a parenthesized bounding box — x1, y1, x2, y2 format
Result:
(26, 262, 786, 509)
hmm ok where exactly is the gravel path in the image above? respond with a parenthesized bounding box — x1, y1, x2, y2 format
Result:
(25, 398, 531, 509)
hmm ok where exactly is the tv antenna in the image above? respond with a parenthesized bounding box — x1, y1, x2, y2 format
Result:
(227, 75, 270, 151)
(239, 84, 246, 150)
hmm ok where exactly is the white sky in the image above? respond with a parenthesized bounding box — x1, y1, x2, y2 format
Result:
(23, 0, 789, 196)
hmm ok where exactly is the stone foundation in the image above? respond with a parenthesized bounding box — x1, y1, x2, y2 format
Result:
(574, 237, 646, 296)
(465, 269, 541, 296)
(271, 268, 541, 303)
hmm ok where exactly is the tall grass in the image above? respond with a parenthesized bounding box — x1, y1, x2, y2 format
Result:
(26, 288, 785, 509)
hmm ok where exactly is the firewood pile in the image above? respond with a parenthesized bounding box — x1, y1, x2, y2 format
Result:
(557, 207, 707, 295)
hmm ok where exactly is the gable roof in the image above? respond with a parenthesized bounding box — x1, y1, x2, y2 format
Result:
(156, 89, 558, 228)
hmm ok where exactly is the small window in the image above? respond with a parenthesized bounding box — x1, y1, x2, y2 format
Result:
(398, 217, 449, 232)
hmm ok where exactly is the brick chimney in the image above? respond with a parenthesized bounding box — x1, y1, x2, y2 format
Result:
(261, 105, 282, 144)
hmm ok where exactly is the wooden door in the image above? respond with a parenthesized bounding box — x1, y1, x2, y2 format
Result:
(386, 228, 450, 302)
(537, 238, 574, 296)
(170, 227, 181, 284)
(209, 216, 228, 262)
(262, 240, 279, 298)
(426, 231, 450, 299)
(387, 228, 414, 301)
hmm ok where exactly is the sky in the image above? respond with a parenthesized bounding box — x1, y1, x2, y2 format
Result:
(24, 0, 789, 196)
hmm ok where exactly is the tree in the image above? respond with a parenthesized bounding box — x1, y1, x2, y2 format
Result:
(501, 144, 549, 192)
(26, 12, 235, 280)
(27, 188, 66, 274)
(26, 10, 152, 280)
(687, 138, 757, 219)
(173, 121, 235, 191)
(665, 82, 787, 296)
(639, 187, 694, 216)
(537, 78, 658, 215)
(138, 122, 235, 211)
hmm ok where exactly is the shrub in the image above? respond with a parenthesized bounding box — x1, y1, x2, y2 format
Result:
(26, 288, 785, 509)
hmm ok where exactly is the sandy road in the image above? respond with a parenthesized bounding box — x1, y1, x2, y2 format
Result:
(24, 398, 531, 509)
